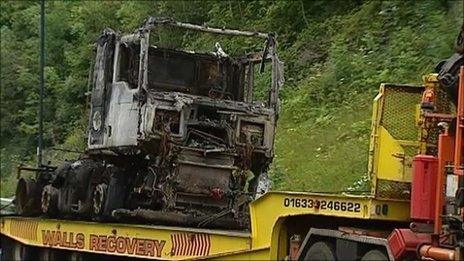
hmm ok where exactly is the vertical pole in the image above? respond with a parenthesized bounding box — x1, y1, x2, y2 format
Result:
(246, 62, 254, 102)
(434, 133, 454, 235)
(38, 0, 45, 167)
(454, 66, 464, 176)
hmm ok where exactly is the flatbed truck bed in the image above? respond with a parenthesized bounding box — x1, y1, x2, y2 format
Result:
(1, 191, 410, 260)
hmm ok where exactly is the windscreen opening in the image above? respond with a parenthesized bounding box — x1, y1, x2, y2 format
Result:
(147, 47, 246, 101)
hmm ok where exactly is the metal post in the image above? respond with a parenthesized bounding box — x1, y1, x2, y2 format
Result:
(454, 66, 464, 176)
(38, 0, 45, 167)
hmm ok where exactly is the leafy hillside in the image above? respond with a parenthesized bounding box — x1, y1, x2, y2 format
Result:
(1, 0, 462, 197)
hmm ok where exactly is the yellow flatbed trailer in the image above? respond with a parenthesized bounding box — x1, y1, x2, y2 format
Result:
(1, 83, 425, 260)
(1, 191, 410, 260)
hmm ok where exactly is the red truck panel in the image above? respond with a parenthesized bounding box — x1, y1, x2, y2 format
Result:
(411, 155, 438, 222)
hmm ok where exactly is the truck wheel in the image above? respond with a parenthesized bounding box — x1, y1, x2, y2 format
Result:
(93, 183, 107, 216)
(303, 241, 336, 261)
(41, 185, 58, 216)
(16, 178, 41, 216)
(39, 248, 66, 261)
(11, 241, 35, 261)
(69, 251, 85, 261)
(104, 167, 127, 215)
(39, 248, 53, 261)
(361, 249, 388, 261)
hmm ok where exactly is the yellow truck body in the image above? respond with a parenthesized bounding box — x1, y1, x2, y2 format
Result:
(1, 191, 410, 260)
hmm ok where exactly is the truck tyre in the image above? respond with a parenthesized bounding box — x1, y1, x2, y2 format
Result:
(10, 241, 35, 261)
(69, 251, 85, 261)
(99, 166, 126, 218)
(303, 241, 336, 261)
(39, 248, 67, 261)
(15, 178, 41, 216)
(0, 237, 11, 261)
(361, 249, 388, 261)
(38, 248, 54, 261)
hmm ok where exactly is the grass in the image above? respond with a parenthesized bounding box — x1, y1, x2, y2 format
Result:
(270, 92, 374, 193)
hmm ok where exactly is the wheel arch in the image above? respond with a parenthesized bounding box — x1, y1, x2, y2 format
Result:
(296, 228, 394, 261)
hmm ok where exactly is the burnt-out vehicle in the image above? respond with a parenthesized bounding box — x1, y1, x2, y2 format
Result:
(16, 17, 283, 229)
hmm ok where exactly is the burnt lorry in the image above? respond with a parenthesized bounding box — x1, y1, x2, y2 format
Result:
(15, 17, 284, 229)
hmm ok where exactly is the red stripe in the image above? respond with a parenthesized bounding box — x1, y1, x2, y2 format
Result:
(184, 234, 188, 255)
(206, 234, 211, 255)
(170, 233, 214, 256)
(187, 234, 192, 255)
(189, 234, 195, 256)
(200, 234, 206, 256)
(195, 234, 200, 256)
(193, 234, 197, 256)
(171, 234, 175, 255)
(172, 234, 179, 255)
(186, 234, 191, 255)
(189, 234, 194, 255)
(181, 234, 187, 256)
(193, 234, 198, 256)
(170, 234, 175, 255)
(199, 234, 204, 255)
(184, 234, 190, 256)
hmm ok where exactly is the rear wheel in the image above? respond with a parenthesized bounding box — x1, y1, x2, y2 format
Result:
(69, 251, 85, 261)
(38, 248, 54, 261)
(10, 241, 36, 261)
(38, 247, 67, 261)
(15, 178, 41, 216)
(303, 241, 336, 261)
(361, 249, 388, 261)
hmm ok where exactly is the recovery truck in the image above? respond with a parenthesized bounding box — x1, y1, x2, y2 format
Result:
(1, 19, 463, 261)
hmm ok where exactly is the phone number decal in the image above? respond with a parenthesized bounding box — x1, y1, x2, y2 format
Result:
(283, 198, 361, 213)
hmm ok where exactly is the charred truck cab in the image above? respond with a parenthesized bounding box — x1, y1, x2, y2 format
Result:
(17, 17, 284, 229)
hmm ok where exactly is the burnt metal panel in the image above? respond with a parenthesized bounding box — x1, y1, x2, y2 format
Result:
(88, 31, 115, 146)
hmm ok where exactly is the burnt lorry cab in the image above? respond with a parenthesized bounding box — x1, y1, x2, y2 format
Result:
(25, 17, 283, 229)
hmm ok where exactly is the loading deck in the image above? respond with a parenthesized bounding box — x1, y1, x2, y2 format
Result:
(1, 191, 409, 260)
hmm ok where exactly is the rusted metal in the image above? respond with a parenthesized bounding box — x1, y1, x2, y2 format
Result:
(22, 17, 283, 229)
(111, 208, 245, 229)
(419, 245, 456, 261)
(15, 178, 42, 216)
(40, 184, 58, 215)
(144, 17, 269, 39)
(289, 234, 302, 261)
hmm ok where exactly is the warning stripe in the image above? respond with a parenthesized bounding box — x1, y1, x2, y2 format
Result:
(171, 234, 176, 255)
(200, 234, 204, 256)
(200, 234, 206, 256)
(193, 233, 198, 256)
(170, 233, 211, 256)
(9, 220, 38, 241)
(181, 233, 186, 255)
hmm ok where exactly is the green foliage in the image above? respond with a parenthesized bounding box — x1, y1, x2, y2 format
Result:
(271, 0, 462, 192)
(1, 0, 462, 196)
